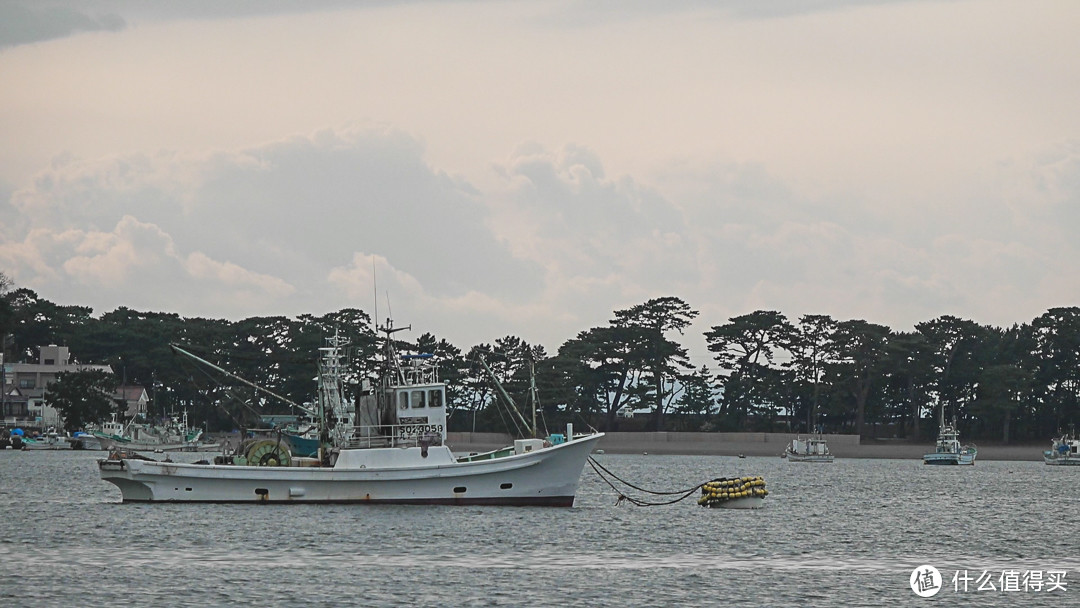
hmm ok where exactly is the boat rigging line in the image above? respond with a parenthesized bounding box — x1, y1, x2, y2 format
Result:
(177, 355, 257, 429)
(170, 344, 319, 419)
(586, 456, 708, 507)
(476, 354, 536, 438)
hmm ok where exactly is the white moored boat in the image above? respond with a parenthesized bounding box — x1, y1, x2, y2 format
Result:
(784, 434, 834, 463)
(21, 428, 72, 450)
(67, 431, 103, 450)
(94, 410, 214, 453)
(1044, 431, 1080, 466)
(923, 405, 976, 465)
(99, 321, 603, 506)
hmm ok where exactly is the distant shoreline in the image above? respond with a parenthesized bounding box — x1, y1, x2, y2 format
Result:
(446, 431, 1049, 462)
(589, 439, 1048, 462)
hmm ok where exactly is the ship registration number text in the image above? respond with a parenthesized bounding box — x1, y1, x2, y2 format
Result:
(398, 423, 443, 438)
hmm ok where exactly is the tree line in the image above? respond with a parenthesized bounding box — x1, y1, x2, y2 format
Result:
(1, 275, 1078, 443)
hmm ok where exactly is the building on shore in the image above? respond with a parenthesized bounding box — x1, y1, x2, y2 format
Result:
(1, 345, 120, 430)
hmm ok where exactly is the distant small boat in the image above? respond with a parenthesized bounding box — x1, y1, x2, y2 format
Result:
(1044, 431, 1080, 466)
(923, 407, 976, 465)
(94, 410, 216, 452)
(784, 434, 833, 463)
(66, 431, 102, 450)
(21, 429, 72, 451)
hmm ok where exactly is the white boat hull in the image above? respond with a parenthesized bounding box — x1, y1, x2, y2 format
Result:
(1044, 454, 1080, 466)
(97, 436, 218, 453)
(67, 435, 104, 450)
(923, 451, 976, 465)
(100, 434, 602, 506)
(21, 439, 72, 450)
(785, 453, 834, 463)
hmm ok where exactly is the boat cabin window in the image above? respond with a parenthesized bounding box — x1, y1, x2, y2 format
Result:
(428, 389, 443, 409)
(398, 392, 409, 410)
(411, 390, 426, 408)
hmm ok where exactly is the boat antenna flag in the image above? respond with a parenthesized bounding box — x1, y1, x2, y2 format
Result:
(372, 257, 378, 337)
(529, 358, 538, 438)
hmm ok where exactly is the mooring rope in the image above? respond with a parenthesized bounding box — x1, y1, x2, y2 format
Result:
(586, 456, 707, 506)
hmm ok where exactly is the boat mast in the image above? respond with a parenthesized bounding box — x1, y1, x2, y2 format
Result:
(317, 330, 352, 447)
(378, 318, 411, 387)
(528, 358, 538, 438)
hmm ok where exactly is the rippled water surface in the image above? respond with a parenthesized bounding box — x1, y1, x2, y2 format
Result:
(1, 450, 1077, 606)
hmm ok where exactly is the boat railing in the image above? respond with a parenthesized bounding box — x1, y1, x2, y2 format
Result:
(342, 424, 443, 449)
(401, 360, 439, 385)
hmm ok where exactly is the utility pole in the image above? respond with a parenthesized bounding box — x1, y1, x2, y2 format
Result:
(0, 334, 12, 421)
(0, 349, 6, 421)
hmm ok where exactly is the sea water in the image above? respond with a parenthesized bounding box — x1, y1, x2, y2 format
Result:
(1, 449, 1076, 607)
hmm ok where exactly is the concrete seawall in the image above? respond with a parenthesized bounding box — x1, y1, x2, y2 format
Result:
(446, 431, 1046, 461)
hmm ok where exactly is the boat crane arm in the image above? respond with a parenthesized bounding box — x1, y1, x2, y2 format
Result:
(477, 355, 534, 438)
(169, 343, 319, 419)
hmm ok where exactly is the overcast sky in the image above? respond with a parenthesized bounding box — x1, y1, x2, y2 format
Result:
(1, 0, 1078, 363)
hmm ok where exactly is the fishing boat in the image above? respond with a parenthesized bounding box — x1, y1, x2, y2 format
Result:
(784, 434, 834, 463)
(66, 431, 103, 450)
(65, 413, 128, 450)
(1044, 430, 1080, 466)
(786, 387, 833, 462)
(99, 321, 603, 505)
(94, 410, 214, 452)
(923, 406, 976, 465)
(21, 428, 72, 450)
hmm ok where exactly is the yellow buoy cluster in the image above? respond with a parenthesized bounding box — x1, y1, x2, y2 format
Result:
(698, 476, 768, 507)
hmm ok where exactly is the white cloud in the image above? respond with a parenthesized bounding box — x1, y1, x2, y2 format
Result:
(183, 251, 294, 297)
(61, 215, 168, 286)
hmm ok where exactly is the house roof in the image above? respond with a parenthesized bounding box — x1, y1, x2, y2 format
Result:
(114, 385, 148, 401)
